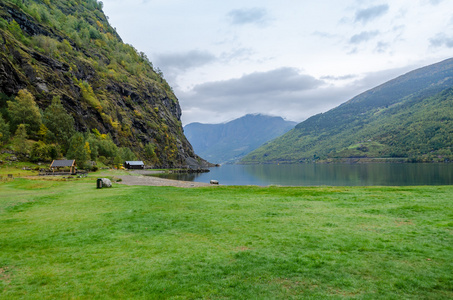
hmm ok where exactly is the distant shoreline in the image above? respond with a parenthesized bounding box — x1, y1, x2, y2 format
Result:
(239, 158, 452, 164)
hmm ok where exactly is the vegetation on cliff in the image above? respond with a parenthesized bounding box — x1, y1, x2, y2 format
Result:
(0, 0, 203, 168)
(242, 58, 453, 164)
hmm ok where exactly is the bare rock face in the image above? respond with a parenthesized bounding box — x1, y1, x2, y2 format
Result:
(0, 55, 26, 94)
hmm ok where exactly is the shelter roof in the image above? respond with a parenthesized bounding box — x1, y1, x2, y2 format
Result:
(50, 160, 76, 168)
(125, 161, 144, 166)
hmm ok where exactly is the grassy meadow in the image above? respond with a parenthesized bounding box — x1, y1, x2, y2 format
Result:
(0, 173, 452, 299)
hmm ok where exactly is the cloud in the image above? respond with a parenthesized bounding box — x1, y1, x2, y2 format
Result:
(375, 41, 390, 53)
(227, 8, 269, 25)
(349, 31, 380, 44)
(312, 31, 338, 39)
(180, 81, 356, 126)
(219, 47, 255, 63)
(178, 68, 334, 125)
(154, 50, 217, 72)
(192, 68, 324, 97)
(430, 33, 453, 48)
(428, 0, 444, 5)
(355, 4, 389, 23)
(350, 64, 420, 92)
(321, 74, 357, 81)
(179, 64, 422, 125)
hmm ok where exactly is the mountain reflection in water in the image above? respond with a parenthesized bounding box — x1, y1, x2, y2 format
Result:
(150, 163, 453, 186)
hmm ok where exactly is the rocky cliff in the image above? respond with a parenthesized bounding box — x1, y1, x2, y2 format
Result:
(0, 0, 207, 168)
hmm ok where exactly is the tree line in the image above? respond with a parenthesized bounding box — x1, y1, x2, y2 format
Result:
(0, 89, 153, 169)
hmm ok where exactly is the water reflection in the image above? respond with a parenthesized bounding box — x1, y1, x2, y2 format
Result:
(151, 164, 453, 186)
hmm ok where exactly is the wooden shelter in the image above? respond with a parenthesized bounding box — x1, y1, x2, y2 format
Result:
(124, 161, 145, 169)
(50, 160, 76, 174)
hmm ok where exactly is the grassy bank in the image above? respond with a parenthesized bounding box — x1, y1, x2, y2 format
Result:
(0, 176, 452, 299)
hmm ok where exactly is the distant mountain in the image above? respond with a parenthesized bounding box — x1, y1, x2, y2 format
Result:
(242, 58, 453, 164)
(184, 114, 296, 164)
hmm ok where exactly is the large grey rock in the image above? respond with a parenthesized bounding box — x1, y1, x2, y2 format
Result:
(101, 178, 112, 188)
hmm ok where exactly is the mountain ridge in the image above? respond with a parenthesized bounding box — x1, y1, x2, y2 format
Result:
(184, 114, 296, 164)
(242, 58, 453, 164)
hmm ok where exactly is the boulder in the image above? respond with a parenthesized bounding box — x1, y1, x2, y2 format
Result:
(101, 178, 112, 188)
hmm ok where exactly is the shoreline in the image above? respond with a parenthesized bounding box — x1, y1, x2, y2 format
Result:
(115, 170, 213, 188)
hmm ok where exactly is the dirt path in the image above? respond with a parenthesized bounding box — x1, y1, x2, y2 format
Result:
(115, 170, 213, 188)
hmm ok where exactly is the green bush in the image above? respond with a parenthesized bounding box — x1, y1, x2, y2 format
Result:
(30, 141, 51, 162)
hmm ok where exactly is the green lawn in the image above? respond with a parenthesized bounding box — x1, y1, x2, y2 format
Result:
(0, 177, 452, 299)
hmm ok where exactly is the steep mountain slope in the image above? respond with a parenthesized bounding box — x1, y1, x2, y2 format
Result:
(0, 0, 205, 167)
(184, 114, 296, 164)
(242, 58, 453, 164)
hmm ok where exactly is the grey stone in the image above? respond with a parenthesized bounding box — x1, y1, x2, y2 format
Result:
(101, 178, 112, 188)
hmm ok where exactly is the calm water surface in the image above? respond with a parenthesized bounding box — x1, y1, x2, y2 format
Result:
(152, 164, 453, 186)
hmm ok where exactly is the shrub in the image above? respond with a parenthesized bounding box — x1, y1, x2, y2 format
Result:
(30, 141, 51, 162)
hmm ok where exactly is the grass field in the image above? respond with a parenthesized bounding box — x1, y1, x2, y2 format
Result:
(0, 175, 452, 299)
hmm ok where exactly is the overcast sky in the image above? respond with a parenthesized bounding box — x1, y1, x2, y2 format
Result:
(101, 0, 453, 125)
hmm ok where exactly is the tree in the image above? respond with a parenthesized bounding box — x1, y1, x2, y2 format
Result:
(43, 96, 75, 151)
(66, 132, 90, 169)
(96, 135, 117, 158)
(85, 131, 119, 164)
(7, 89, 42, 137)
(119, 147, 137, 161)
(113, 154, 122, 169)
(11, 124, 29, 155)
(48, 144, 60, 160)
(0, 115, 9, 146)
(8, 20, 28, 44)
(85, 134, 99, 160)
(144, 143, 158, 164)
(30, 141, 50, 162)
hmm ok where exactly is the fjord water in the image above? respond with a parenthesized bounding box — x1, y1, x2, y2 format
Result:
(155, 164, 453, 186)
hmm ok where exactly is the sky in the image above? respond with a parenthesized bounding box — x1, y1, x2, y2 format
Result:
(101, 0, 453, 125)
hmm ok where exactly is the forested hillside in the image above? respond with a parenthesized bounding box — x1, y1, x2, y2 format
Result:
(184, 114, 296, 164)
(0, 0, 206, 168)
(242, 58, 453, 164)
